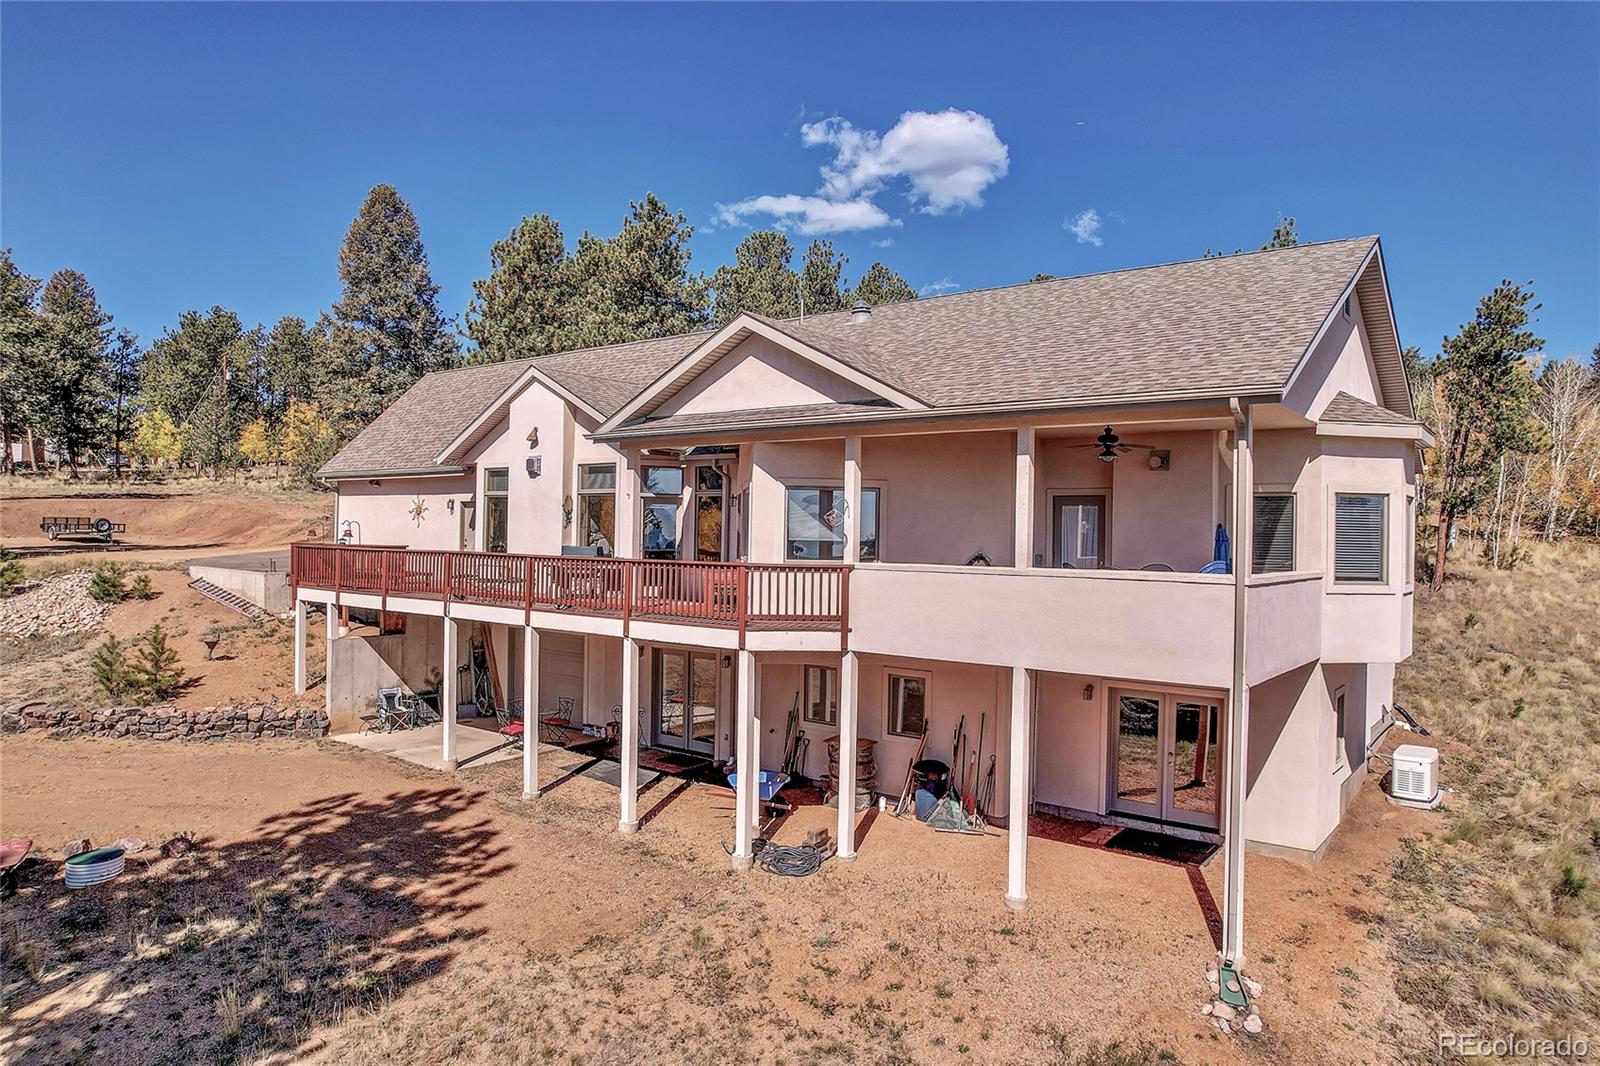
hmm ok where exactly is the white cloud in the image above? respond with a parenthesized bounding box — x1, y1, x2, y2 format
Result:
(713, 195, 896, 236)
(871, 238, 895, 248)
(1066, 208, 1103, 247)
(803, 110, 1010, 215)
(918, 277, 960, 297)
(715, 108, 1010, 234)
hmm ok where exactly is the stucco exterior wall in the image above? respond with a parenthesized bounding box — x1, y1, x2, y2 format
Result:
(656, 336, 875, 417)
(336, 474, 475, 550)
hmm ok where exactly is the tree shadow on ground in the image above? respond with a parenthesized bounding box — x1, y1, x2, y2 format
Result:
(0, 786, 507, 1065)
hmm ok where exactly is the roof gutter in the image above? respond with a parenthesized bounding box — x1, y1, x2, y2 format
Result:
(318, 465, 470, 482)
(591, 387, 1283, 443)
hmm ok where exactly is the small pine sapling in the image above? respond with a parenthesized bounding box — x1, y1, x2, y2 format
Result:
(133, 623, 185, 703)
(0, 546, 24, 597)
(128, 573, 155, 600)
(91, 635, 132, 701)
(89, 562, 129, 604)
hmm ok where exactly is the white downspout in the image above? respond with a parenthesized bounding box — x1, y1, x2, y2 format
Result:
(1221, 402, 1252, 963)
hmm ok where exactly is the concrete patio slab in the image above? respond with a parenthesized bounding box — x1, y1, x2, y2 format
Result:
(331, 723, 550, 771)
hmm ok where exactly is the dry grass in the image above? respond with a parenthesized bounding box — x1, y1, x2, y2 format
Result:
(1389, 539, 1600, 1046)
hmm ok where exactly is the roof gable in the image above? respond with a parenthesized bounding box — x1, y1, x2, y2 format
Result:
(598, 313, 930, 433)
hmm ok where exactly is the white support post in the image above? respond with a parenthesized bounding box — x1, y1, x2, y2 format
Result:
(522, 626, 540, 799)
(324, 599, 336, 718)
(1005, 665, 1032, 910)
(1015, 427, 1037, 567)
(619, 636, 640, 832)
(836, 650, 860, 859)
(441, 616, 458, 769)
(1221, 407, 1254, 963)
(842, 435, 863, 564)
(293, 599, 307, 695)
(732, 648, 756, 868)
(616, 448, 643, 559)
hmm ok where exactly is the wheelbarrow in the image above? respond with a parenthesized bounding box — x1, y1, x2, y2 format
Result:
(726, 771, 792, 821)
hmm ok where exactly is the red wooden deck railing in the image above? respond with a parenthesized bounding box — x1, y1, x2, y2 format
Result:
(290, 542, 849, 638)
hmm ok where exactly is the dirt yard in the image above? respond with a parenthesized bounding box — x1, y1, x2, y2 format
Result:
(1, 482, 331, 568)
(0, 724, 1441, 1066)
(1, 567, 323, 710)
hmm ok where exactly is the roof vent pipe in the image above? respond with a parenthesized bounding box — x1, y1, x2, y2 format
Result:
(850, 301, 872, 324)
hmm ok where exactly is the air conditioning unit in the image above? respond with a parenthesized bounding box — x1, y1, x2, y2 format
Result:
(1390, 744, 1440, 807)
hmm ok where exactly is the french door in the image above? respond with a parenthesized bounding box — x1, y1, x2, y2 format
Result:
(1054, 495, 1107, 568)
(1109, 689, 1222, 830)
(654, 649, 718, 754)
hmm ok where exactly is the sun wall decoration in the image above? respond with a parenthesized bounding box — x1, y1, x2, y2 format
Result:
(409, 496, 429, 527)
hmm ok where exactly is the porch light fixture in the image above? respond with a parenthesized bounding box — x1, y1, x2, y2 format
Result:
(1083, 684, 1095, 701)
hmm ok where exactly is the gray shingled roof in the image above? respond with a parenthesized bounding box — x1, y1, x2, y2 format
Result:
(1320, 391, 1420, 426)
(719, 236, 1380, 411)
(324, 237, 1389, 475)
(320, 359, 528, 477)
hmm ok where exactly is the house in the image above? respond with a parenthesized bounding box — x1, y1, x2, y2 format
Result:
(292, 236, 1428, 962)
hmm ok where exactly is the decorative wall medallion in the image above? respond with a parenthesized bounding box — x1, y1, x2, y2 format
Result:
(409, 496, 429, 526)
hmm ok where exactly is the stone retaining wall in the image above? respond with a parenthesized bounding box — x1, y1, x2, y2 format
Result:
(2, 701, 329, 741)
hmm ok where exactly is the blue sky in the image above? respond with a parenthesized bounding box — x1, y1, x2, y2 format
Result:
(3, 3, 1596, 362)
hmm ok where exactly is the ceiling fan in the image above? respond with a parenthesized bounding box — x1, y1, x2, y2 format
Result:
(1065, 425, 1160, 463)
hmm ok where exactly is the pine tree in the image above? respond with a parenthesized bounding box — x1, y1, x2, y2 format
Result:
(711, 231, 800, 322)
(132, 623, 185, 704)
(89, 562, 129, 604)
(37, 269, 113, 476)
(1428, 281, 1544, 588)
(260, 315, 323, 423)
(0, 546, 24, 597)
(91, 634, 132, 701)
(328, 184, 460, 435)
(466, 214, 574, 361)
(853, 262, 918, 307)
(799, 240, 850, 315)
(106, 329, 141, 479)
(0, 250, 46, 473)
(565, 193, 710, 348)
(139, 308, 262, 475)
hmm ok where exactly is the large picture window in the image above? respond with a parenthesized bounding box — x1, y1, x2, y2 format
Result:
(1252, 493, 1295, 574)
(786, 486, 879, 561)
(642, 466, 683, 560)
(887, 672, 927, 737)
(1334, 493, 1387, 583)
(484, 467, 509, 553)
(577, 464, 616, 555)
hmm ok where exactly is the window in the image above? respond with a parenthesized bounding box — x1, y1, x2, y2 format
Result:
(577, 464, 616, 554)
(786, 486, 880, 561)
(642, 466, 683, 560)
(1252, 493, 1295, 574)
(887, 673, 927, 737)
(484, 468, 509, 553)
(1406, 491, 1417, 585)
(1334, 493, 1387, 583)
(695, 466, 725, 561)
(803, 665, 838, 726)
(1333, 686, 1348, 768)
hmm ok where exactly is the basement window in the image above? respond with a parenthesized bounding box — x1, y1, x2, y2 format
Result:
(887, 672, 927, 737)
(803, 665, 838, 726)
(1333, 686, 1348, 769)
